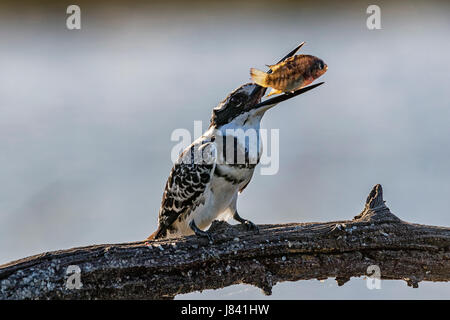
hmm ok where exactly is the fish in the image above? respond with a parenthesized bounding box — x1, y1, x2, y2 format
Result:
(250, 54, 328, 96)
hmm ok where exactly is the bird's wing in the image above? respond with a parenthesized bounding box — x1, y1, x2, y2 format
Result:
(153, 139, 217, 239)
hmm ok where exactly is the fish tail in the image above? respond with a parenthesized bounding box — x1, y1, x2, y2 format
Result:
(250, 68, 268, 87)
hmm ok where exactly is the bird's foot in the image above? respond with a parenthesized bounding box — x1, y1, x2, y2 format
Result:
(243, 219, 260, 234)
(199, 230, 214, 243)
(233, 211, 259, 234)
(190, 220, 214, 243)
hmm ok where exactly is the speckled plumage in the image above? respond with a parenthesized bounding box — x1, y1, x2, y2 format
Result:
(153, 139, 217, 239)
(149, 84, 266, 240)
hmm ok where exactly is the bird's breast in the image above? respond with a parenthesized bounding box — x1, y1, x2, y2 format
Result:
(213, 163, 254, 186)
(214, 129, 262, 168)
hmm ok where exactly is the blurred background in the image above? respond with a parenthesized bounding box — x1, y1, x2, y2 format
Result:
(0, 0, 449, 299)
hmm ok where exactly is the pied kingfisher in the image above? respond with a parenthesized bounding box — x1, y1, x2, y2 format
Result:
(148, 44, 324, 241)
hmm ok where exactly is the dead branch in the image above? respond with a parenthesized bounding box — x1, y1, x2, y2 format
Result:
(1, 184, 449, 299)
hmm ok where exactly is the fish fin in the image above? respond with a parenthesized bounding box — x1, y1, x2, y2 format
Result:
(250, 68, 268, 87)
(266, 63, 283, 72)
(267, 88, 283, 96)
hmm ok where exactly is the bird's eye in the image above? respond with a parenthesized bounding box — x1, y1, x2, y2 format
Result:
(230, 95, 243, 107)
(318, 62, 324, 70)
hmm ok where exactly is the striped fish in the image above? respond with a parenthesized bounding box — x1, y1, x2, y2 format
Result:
(250, 54, 327, 96)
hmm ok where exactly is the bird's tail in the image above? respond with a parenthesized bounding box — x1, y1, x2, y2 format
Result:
(146, 229, 159, 240)
(250, 68, 269, 87)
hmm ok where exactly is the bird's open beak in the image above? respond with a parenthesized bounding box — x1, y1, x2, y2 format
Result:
(253, 81, 324, 109)
(249, 42, 324, 111)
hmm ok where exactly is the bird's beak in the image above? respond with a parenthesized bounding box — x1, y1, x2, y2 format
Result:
(252, 81, 324, 110)
(249, 41, 324, 111)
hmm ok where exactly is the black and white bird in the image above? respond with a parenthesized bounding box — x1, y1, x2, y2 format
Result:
(148, 44, 324, 241)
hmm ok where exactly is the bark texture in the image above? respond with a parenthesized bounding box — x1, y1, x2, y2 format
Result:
(1, 184, 449, 299)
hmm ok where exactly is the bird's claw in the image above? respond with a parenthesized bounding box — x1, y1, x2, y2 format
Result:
(195, 230, 214, 243)
(204, 232, 214, 243)
(190, 220, 214, 243)
(243, 220, 259, 234)
(233, 212, 259, 234)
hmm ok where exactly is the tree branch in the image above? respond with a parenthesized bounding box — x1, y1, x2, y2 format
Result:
(1, 184, 449, 299)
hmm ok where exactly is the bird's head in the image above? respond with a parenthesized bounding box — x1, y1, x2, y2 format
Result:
(209, 83, 266, 128)
(209, 81, 324, 129)
(209, 42, 325, 129)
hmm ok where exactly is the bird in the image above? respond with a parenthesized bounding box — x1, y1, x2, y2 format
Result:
(147, 43, 325, 241)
